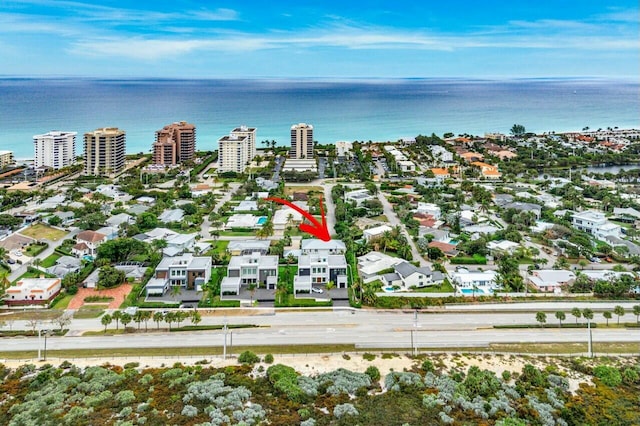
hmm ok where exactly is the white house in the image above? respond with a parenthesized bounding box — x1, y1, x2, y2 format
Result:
(415, 202, 441, 219)
(5, 277, 61, 306)
(221, 253, 279, 295)
(487, 240, 520, 254)
(300, 239, 346, 255)
(527, 270, 576, 293)
(72, 230, 107, 257)
(363, 225, 393, 242)
(344, 189, 374, 206)
(572, 211, 622, 239)
(384, 262, 444, 289)
(151, 254, 212, 295)
(450, 268, 498, 294)
(357, 251, 405, 281)
(294, 254, 348, 294)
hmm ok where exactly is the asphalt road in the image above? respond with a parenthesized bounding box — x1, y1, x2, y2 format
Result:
(5, 308, 639, 353)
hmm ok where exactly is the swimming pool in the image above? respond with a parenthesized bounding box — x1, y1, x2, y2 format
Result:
(256, 216, 268, 225)
(449, 239, 459, 245)
(383, 286, 395, 293)
(460, 287, 492, 295)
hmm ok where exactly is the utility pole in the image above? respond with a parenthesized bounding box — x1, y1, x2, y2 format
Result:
(222, 317, 228, 360)
(587, 319, 593, 358)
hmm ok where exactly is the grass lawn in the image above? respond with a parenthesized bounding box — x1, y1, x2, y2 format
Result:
(0, 310, 62, 321)
(13, 269, 57, 284)
(370, 215, 389, 222)
(275, 294, 332, 307)
(283, 186, 323, 196)
(41, 253, 62, 268)
(1, 340, 638, 360)
(411, 281, 455, 293)
(51, 294, 74, 310)
(19, 223, 67, 241)
(220, 231, 256, 237)
(207, 240, 229, 254)
(24, 243, 48, 257)
(73, 306, 108, 319)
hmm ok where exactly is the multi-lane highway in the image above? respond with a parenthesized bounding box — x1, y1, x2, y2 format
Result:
(3, 307, 639, 353)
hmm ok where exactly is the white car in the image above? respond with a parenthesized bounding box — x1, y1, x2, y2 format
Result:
(311, 287, 324, 294)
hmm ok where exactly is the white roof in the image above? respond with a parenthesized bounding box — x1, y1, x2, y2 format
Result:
(226, 214, 260, 228)
(301, 239, 346, 251)
(273, 209, 302, 225)
(363, 225, 393, 237)
(529, 270, 576, 287)
(357, 251, 405, 275)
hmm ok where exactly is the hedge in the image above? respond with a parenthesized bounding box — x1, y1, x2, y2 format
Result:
(450, 255, 487, 265)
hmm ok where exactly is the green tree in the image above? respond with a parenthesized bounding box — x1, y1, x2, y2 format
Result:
(535, 312, 547, 328)
(133, 310, 144, 330)
(190, 310, 202, 326)
(613, 305, 625, 324)
(582, 308, 594, 322)
(571, 307, 582, 324)
(120, 312, 132, 330)
(510, 124, 526, 136)
(603, 311, 612, 326)
(98, 265, 126, 289)
(97, 238, 149, 263)
(112, 310, 122, 330)
(136, 212, 158, 230)
(48, 215, 62, 227)
(101, 314, 112, 333)
(496, 256, 524, 291)
(555, 311, 565, 327)
(633, 305, 640, 324)
(153, 311, 164, 329)
(141, 310, 152, 331)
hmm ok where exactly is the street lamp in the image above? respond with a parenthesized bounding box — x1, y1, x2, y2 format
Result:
(587, 319, 593, 358)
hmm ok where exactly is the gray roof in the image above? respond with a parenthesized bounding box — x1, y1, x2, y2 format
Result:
(383, 272, 402, 282)
(227, 239, 271, 251)
(127, 205, 150, 215)
(301, 239, 346, 252)
(503, 201, 542, 213)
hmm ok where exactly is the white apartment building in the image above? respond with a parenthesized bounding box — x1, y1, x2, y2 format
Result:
(290, 123, 314, 159)
(218, 134, 250, 173)
(0, 150, 14, 168)
(294, 254, 348, 293)
(572, 211, 622, 239)
(33, 131, 76, 169)
(231, 126, 257, 160)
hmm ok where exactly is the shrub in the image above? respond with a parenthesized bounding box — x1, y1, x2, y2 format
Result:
(333, 403, 359, 419)
(342, 354, 351, 360)
(365, 366, 381, 382)
(238, 350, 260, 365)
(124, 362, 139, 369)
(502, 370, 512, 381)
(593, 365, 622, 387)
(363, 353, 376, 361)
(181, 405, 198, 417)
(421, 359, 435, 373)
(263, 354, 274, 364)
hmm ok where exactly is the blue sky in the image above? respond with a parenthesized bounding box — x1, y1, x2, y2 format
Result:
(1, 0, 638, 78)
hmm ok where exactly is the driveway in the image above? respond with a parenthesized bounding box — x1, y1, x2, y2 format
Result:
(377, 191, 428, 267)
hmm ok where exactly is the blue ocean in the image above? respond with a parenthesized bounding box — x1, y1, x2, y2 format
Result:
(0, 78, 638, 159)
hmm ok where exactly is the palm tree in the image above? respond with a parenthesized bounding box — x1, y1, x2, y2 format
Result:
(112, 310, 122, 330)
(571, 307, 581, 324)
(191, 311, 202, 326)
(120, 312, 132, 331)
(248, 282, 257, 306)
(603, 311, 612, 326)
(275, 283, 288, 305)
(633, 305, 640, 324)
(555, 311, 565, 328)
(164, 312, 176, 330)
(326, 280, 335, 299)
(153, 311, 164, 329)
(613, 305, 625, 325)
(101, 314, 112, 333)
(142, 310, 152, 331)
(170, 285, 182, 302)
(535, 312, 547, 328)
(133, 310, 144, 330)
(582, 308, 594, 323)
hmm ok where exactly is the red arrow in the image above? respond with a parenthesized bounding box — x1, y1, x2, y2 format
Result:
(265, 195, 331, 242)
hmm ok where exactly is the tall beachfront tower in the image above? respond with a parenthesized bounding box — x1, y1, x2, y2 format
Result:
(83, 127, 126, 176)
(218, 134, 249, 173)
(290, 123, 314, 159)
(231, 125, 256, 160)
(152, 121, 196, 165)
(33, 131, 77, 169)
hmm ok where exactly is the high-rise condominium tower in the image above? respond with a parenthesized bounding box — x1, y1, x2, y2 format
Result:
(217, 126, 257, 173)
(290, 123, 314, 159)
(33, 131, 76, 169)
(84, 128, 126, 176)
(152, 121, 196, 165)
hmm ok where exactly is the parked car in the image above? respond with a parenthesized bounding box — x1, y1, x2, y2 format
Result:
(590, 257, 601, 263)
(311, 287, 324, 294)
(7, 258, 15, 264)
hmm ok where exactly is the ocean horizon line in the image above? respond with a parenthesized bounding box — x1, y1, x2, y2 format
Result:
(1, 75, 638, 83)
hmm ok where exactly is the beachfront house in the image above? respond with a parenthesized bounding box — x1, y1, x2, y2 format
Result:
(449, 268, 498, 294)
(220, 252, 279, 295)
